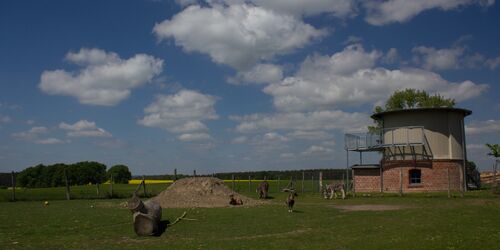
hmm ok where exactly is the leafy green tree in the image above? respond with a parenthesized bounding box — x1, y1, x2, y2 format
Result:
(375, 88, 455, 113)
(369, 89, 455, 132)
(486, 143, 500, 158)
(107, 165, 132, 184)
(486, 143, 499, 191)
(16, 162, 107, 188)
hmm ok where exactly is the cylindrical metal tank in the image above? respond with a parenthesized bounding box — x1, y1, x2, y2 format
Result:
(372, 108, 471, 160)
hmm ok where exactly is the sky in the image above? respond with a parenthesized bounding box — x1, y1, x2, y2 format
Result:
(0, 0, 499, 175)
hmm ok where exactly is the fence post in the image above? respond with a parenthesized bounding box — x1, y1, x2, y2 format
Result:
(110, 174, 114, 198)
(64, 168, 71, 200)
(142, 175, 147, 197)
(399, 167, 403, 197)
(447, 168, 451, 198)
(174, 168, 177, 181)
(277, 175, 280, 192)
(319, 171, 323, 193)
(96, 183, 100, 197)
(248, 175, 251, 193)
(302, 171, 305, 193)
(232, 174, 235, 191)
(193, 170, 196, 177)
(11, 171, 16, 202)
(311, 174, 314, 193)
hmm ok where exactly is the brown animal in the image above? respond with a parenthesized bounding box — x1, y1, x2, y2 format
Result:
(256, 181, 269, 199)
(229, 194, 243, 205)
(323, 183, 345, 199)
(285, 191, 298, 212)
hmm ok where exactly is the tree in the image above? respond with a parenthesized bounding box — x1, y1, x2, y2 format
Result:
(107, 165, 132, 184)
(16, 162, 107, 188)
(375, 88, 455, 113)
(486, 143, 499, 192)
(369, 89, 455, 132)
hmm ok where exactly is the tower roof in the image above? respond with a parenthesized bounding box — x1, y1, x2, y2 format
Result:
(371, 107, 472, 120)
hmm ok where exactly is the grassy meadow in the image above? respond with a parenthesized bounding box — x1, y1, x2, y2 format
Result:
(0, 181, 499, 249)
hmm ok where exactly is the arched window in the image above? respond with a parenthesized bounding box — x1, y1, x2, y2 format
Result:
(409, 169, 421, 184)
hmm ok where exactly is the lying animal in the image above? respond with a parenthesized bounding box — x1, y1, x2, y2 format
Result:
(229, 194, 243, 205)
(256, 181, 269, 199)
(323, 183, 345, 199)
(285, 191, 298, 212)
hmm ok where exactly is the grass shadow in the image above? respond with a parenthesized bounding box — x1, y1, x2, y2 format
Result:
(153, 220, 170, 236)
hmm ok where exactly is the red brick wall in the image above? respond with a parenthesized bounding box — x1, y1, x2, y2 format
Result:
(353, 168, 380, 192)
(353, 160, 463, 193)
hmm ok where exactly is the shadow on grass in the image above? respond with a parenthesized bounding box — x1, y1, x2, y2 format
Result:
(153, 220, 170, 236)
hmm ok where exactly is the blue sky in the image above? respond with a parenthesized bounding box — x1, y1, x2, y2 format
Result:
(1, 0, 499, 175)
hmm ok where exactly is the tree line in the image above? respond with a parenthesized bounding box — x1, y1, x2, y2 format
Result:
(142, 168, 351, 181)
(15, 162, 131, 188)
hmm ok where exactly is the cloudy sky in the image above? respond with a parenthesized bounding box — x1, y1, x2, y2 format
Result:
(1, 0, 499, 175)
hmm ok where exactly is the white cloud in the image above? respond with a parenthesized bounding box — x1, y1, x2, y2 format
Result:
(383, 48, 399, 64)
(35, 138, 65, 145)
(297, 44, 382, 77)
(153, 4, 326, 70)
(364, 0, 495, 26)
(466, 120, 500, 135)
(264, 44, 488, 112)
(280, 152, 295, 159)
(11, 127, 64, 144)
(263, 132, 289, 142)
(0, 115, 11, 123)
(343, 35, 363, 45)
(231, 110, 370, 133)
(287, 130, 332, 140)
(138, 89, 218, 138)
(59, 120, 112, 137)
(178, 133, 212, 142)
(178, 0, 358, 18)
(39, 48, 163, 106)
(12, 126, 48, 140)
(227, 64, 283, 85)
(232, 136, 248, 144)
(301, 145, 333, 156)
(485, 56, 500, 69)
(412, 46, 464, 70)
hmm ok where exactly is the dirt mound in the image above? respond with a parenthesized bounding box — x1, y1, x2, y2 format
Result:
(152, 177, 263, 208)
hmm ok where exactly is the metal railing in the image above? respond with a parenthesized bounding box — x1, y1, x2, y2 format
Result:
(345, 126, 426, 151)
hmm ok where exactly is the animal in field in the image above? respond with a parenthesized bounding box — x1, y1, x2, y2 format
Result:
(285, 191, 298, 212)
(256, 181, 269, 199)
(323, 183, 345, 199)
(229, 194, 243, 205)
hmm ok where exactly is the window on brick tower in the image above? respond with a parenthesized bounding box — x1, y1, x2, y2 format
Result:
(409, 169, 421, 185)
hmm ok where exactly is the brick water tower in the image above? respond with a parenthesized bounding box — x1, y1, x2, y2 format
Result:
(345, 107, 472, 193)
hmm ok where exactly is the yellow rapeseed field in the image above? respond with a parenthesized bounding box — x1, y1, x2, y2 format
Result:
(128, 179, 174, 184)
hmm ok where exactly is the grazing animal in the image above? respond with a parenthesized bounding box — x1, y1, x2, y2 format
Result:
(285, 191, 298, 212)
(256, 181, 269, 199)
(323, 183, 345, 199)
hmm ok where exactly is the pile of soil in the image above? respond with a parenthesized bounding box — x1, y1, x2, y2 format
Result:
(152, 177, 263, 208)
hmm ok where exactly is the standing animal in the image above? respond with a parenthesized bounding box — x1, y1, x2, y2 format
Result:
(285, 191, 298, 212)
(323, 183, 345, 199)
(256, 181, 269, 199)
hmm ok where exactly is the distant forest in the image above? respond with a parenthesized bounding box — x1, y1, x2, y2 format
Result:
(1, 167, 352, 188)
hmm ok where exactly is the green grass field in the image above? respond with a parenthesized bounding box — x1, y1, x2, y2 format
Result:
(1, 182, 499, 249)
(0, 179, 325, 202)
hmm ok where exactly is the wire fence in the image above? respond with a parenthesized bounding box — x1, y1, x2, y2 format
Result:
(1, 169, 354, 202)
